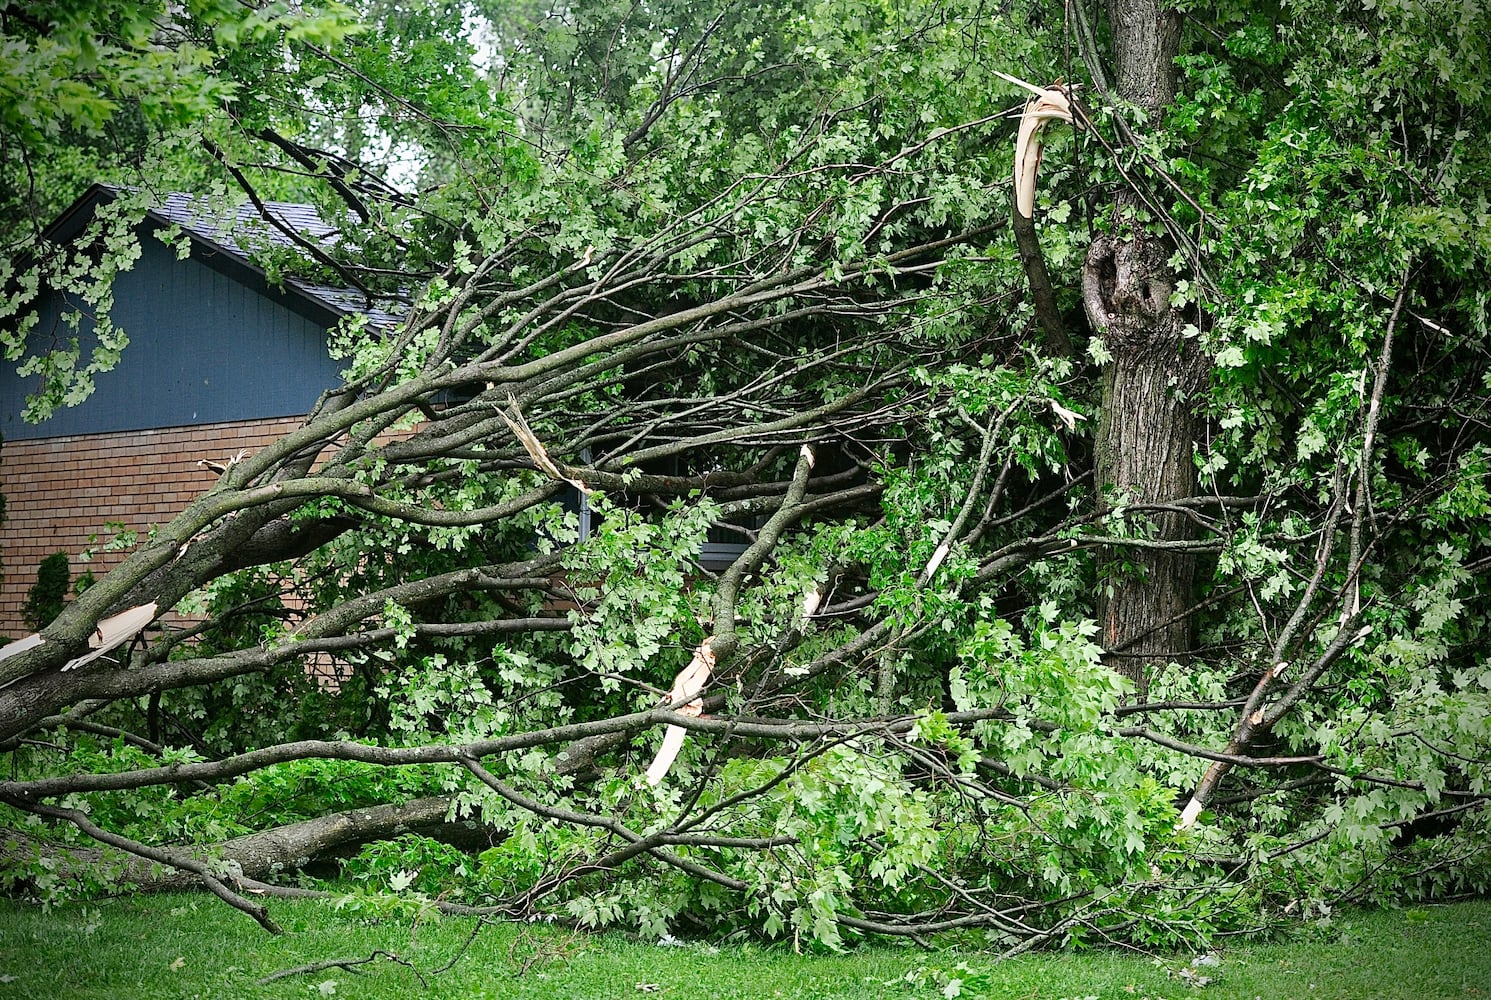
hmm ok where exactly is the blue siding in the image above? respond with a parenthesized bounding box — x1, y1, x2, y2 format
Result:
(1, 237, 343, 440)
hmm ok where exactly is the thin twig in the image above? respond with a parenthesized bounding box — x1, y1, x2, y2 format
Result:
(256, 950, 428, 986)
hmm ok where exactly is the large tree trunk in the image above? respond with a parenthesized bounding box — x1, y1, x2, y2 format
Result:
(1083, 1, 1206, 699)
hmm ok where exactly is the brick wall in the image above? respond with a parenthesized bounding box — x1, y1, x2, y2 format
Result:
(0, 417, 305, 637)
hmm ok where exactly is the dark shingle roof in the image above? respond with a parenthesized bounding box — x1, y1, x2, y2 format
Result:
(146, 191, 404, 329)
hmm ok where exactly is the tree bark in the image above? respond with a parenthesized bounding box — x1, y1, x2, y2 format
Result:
(3, 796, 457, 893)
(1083, 0, 1205, 699)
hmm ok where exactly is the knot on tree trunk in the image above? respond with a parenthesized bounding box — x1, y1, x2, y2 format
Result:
(1083, 232, 1187, 356)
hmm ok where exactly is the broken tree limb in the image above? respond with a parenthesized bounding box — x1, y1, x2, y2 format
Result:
(997, 72, 1075, 220)
(498, 394, 590, 493)
(709, 444, 817, 662)
(997, 70, 1076, 356)
(257, 951, 428, 987)
(0, 796, 457, 891)
(1177, 281, 1408, 829)
(1177, 624, 1370, 830)
(1011, 210, 1073, 357)
(4, 796, 282, 933)
(916, 404, 1012, 587)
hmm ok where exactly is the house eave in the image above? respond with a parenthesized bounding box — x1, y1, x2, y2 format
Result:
(39, 183, 374, 331)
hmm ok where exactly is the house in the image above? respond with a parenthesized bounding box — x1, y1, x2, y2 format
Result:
(0, 186, 760, 638)
(0, 184, 397, 635)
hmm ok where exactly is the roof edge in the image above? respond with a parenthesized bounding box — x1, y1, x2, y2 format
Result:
(34, 183, 397, 328)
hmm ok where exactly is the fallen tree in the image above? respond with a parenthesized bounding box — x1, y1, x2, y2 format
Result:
(2, 0, 1490, 949)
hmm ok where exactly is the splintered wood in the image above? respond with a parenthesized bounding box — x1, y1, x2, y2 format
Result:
(644, 638, 715, 785)
(993, 70, 1076, 219)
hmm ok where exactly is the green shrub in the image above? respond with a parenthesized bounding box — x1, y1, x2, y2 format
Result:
(22, 552, 70, 631)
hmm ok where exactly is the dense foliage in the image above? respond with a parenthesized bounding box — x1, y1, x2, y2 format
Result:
(1, 0, 1488, 952)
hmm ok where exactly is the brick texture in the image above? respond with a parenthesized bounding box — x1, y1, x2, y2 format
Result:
(0, 417, 305, 637)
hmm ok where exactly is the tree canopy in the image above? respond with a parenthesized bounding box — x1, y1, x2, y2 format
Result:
(1, 0, 1489, 950)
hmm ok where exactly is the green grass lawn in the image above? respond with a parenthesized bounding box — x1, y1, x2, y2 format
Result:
(0, 894, 1487, 1000)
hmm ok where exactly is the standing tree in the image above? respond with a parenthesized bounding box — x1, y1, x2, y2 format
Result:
(21, 554, 70, 633)
(1081, 0, 1208, 698)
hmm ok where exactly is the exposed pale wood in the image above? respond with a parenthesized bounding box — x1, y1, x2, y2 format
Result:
(62, 602, 159, 672)
(498, 393, 589, 493)
(644, 638, 715, 785)
(992, 70, 1074, 220)
(0, 634, 44, 664)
